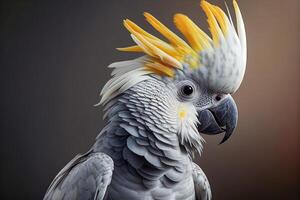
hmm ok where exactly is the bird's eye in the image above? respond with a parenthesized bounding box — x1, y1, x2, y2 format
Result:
(177, 81, 196, 100)
(182, 85, 194, 96)
(215, 95, 222, 101)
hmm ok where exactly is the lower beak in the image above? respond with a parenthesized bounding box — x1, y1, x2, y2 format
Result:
(197, 96, 238, 144)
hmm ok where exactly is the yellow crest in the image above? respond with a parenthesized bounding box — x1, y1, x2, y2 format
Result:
(117, 0, 243, 77)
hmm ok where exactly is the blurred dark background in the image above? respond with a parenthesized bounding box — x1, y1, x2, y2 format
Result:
(1, 0, 299, 199)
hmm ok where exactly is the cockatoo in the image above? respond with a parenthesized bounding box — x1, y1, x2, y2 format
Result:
(44, 0, 246, 199)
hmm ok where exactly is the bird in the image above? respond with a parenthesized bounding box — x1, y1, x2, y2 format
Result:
(44, 0, 246, 199)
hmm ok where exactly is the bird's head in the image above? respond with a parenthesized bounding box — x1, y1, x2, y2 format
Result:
(99, 0, 246, 155)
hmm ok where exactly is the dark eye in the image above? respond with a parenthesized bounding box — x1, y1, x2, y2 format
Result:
(182, 85, 194, 96)
(215, 95, 222, 101)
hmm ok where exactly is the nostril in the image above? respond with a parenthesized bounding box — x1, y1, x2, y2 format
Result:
(215, 95, 222, 101)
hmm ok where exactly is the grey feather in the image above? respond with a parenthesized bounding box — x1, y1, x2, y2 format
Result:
(44, 152, 114, 200)
(46, 77, 214, 200)
(192, 162, 212, 200)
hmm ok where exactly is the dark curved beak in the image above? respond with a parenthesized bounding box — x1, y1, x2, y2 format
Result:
(197, 96, 238, 144)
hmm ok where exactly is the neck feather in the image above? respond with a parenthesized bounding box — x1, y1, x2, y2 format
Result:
(94, 92, 192, 186)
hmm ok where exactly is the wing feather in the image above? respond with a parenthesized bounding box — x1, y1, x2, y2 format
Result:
(44, 152, 114, 200)
(192, 162, 212, 200)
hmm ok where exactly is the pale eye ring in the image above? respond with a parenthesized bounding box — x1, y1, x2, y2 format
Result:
(177, 80, 197, 100)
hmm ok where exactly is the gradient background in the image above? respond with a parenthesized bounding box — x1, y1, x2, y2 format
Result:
(1, 0, 299, 199)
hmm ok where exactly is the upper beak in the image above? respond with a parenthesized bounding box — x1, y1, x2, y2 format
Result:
(197, 96, 238, 144)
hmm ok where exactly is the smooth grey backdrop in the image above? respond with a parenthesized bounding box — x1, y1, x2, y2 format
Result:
(1, 0, 299, 199)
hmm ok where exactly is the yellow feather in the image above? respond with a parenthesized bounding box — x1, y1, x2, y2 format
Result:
(117, 45, 143, 52)
(133, 32, 182, 69)
(146, 37, 179, 57)
(174, 14, 202, 51)
(130, 34, 156, 57)
(144, 12, 191, 50)
(145, 62, 175, 77)
(211, 5, 229, 35)
(117, 0, 242, 76)
(124, 19, 158, 40)
(174, 14, 212, 51)
(124, 19, 180, 58)
(201, 1, 223, 46)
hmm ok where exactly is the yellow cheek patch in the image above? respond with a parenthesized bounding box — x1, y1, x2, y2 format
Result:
(178, 107, 187, 120)
(179, 110, 186, 120)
